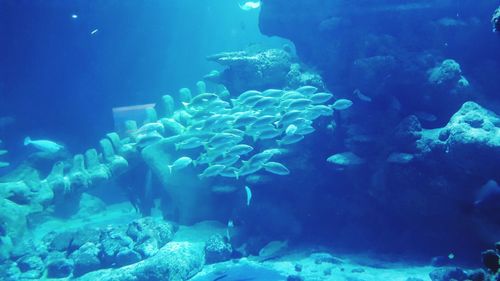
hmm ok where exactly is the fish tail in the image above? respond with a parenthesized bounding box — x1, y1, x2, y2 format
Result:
(24, 137, 31, 146)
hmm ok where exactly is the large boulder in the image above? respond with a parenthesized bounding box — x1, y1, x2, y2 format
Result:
(69, 242, 102, 277)
(493, 6, 500, 33)
(75, 241, 205, 281)
(127, 217, 176, 259)
(204, 234, 232, 264)
(417, 101, 500, 175)
(205, 49, 325, 95)
(429, 267, 468, 281)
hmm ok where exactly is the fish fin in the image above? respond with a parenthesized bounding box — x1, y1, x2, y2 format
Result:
(174, 143, 180, 151)
(192, 160, 197, 167)
(168, 165, 173, 174)
(181, 102, 190, 107)
(24, 137, 31, 146)
(203, 143, 210, 151)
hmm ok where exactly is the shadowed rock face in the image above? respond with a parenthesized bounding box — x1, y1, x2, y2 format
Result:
(205, 49, 325, 95)
(416, 101, 500, 174)
(259, 0, 499, 94)
(494, 6, 500, 32)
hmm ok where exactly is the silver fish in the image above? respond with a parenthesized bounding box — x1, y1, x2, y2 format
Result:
(233, 115, 257, 128)
(282, 91, 306, 100)
(208, 133, 242, 148)
(276, 134, 304, 146)
(310, 92, 334, 104)
(253, 97, 279, 110)
(331, 99, 353, 110)
(287, 98, 312, 110)
(262, 89, 284, 98)
(219, 166, 239, 178)
(277, 110, 303, 126)
(175, 137, 205, 150)
(168, 156, 193, 173)
(354, 89, 372, 102)
(214, 155, 240, 166)
(238, 90, 262, 102)
(296, 125, 315, 135)
(327, 152, 365, 166)
(295, 85, 318, 95)
(253, 115, 278, 127)
(245, 186, 252, 206)
(24, 137, 64, 153)
(225, 144, 254, 157)
(263, 162, 290, 175)
(285, 124, 298, 135)
(199, 164, 226, 179)
(187, 93, 219, 107)
(387, 152, 414, 164)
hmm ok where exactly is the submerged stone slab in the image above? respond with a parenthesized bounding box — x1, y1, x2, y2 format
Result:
(75, 241, 204, 281)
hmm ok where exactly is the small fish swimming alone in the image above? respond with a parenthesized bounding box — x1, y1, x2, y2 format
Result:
(258, 240, 288, 258)
(224, 144, 254, 157)
(474, 180, 500, 208)
(387, 152, 414, 164)
(331, 99, 354, 110)
(168, 156, 193, 174)
(24, 137, 63, 153)
(353, 89, 372, 102)
(245, 185, 252, 206)
(238, 0, 261, 11)
(327, 152, 365, 166)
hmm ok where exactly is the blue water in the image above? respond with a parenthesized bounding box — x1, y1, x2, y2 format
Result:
(1, 1, 500, 280)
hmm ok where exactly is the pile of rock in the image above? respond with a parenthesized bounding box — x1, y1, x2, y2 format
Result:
(429, 241, 500, 281)
(0, 217, 177, 280)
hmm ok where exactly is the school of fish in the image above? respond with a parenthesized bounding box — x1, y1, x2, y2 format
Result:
(129, 85, 353, 180)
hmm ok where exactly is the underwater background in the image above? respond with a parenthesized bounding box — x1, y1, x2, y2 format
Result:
(1, 0, 500, 280)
